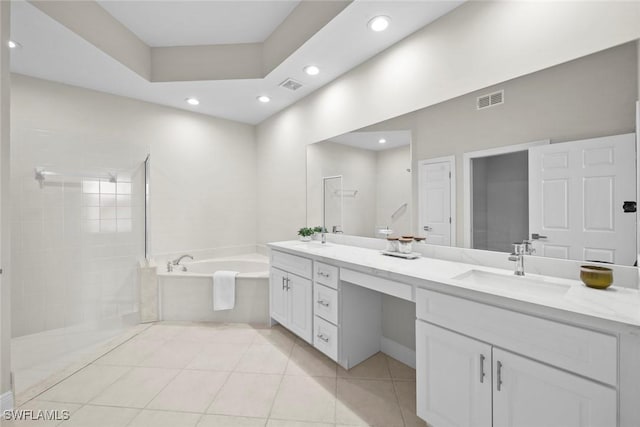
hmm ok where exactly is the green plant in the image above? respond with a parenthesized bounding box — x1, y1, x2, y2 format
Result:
(313, 226, 325, 233)
(298, 227, 315, 237)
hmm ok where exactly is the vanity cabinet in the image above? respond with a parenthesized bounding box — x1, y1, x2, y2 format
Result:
(416, 288, 617, 427)
(270, 251, 313, 343)
(416, 321, 492, 427)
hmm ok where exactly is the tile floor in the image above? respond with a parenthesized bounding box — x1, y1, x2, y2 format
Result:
(4, 322, 426, 427)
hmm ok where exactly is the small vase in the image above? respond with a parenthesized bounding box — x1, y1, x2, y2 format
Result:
(300, 236, 312, 242)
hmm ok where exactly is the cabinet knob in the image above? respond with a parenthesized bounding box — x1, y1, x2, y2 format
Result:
(479, 354, 486, 383)
(496, 361, 503, 391)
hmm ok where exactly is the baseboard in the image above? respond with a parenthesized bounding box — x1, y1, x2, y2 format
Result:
(381, 336, 416, 369)
(0, 390, 14, 411)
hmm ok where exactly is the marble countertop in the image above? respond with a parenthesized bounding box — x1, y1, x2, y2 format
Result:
(268, 240, 640, 330)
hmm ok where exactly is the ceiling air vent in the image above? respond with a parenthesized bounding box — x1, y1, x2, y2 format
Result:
(279, 78, 303, 91)
(477, 90, 504, 110)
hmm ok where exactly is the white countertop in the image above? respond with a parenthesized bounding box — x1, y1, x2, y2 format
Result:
(268, 240, 640, 330)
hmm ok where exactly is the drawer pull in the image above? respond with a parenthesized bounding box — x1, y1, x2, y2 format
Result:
(317, 299, 330, 307)
(317, 333, 330, 343)
(317, 271, 330, 278)
(496, 361, 503, 391)
(282, 277, 286, 290)
(479, 354, 486, 383)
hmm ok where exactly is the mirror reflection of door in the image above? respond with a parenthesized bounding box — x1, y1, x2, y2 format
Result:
(529, 133, 637, 265)
(419, 157, 454, 246)
(469, 133, 637, 265)
(323, 176, 343, 234)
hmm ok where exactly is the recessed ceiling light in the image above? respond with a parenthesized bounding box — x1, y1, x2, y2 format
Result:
(257, 95, 271, 103)
(368, 16, 390, 32)
(7, 40, 20, 49)
(185, 97, 199, 106)
(304, 65, 320, 76)
(378, 138, 387, 144)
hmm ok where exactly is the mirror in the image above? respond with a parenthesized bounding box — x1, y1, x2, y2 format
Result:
(306, 42, 639, 266)
(307, 131, 412, 238)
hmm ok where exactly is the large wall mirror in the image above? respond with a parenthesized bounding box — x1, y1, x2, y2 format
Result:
(307, 41, 639, 266)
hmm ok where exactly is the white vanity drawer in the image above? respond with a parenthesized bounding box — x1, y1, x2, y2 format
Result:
(416, 288, 618, 386)
(314, 262, 338, 289)
(271, 250, 312, 279)
(314, 283, 338, 324)
(314, 316, 338, 361)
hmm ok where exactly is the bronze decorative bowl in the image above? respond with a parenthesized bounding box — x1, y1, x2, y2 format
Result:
(580, 265, 613, 289)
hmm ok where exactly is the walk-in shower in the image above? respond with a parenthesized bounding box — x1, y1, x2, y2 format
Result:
(10, 127, 149, 395)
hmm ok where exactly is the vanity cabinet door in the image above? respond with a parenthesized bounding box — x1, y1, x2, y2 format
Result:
(287, 274, 313, 344)
(492, 348, 616, 427)
(269, 268, 288, 326)
(416, 321, 492, 427)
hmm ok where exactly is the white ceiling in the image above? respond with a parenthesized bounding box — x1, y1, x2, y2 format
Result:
(97, 1, 300, 47)
(10, 0, 464, 124)
(329, 130, 411, 151)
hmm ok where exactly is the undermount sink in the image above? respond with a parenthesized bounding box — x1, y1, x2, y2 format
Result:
(452, 269, 571, 296)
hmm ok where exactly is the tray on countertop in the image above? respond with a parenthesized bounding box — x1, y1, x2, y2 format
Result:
(381, 251, 421, 260)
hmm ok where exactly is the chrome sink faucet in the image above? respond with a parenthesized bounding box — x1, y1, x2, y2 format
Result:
(508, 240, 535, 276)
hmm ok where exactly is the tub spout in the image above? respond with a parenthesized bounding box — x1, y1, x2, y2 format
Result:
(172, 254, 194, 266)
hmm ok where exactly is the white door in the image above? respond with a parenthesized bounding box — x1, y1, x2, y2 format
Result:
(287, 274, 313, 343)
(493, 348, 616, 427)
(269, 268, 288, 326)
(416, 321, 492, 427)
(419, 160, 453, 246)
(529, 134, 636, 264)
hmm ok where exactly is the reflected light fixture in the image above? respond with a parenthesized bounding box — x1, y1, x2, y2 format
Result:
(185, 97, 200, 106)
(7, 40, 20, 49)
(257, 95, 271, 103)
(368, 16, 390, 32)
(378, 138, 387, 144)
(304, 65, 320, 76)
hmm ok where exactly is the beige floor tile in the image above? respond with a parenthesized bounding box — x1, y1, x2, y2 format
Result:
(178, 325, 224, 342)
(285, 344, 337, 378)
(127, 409, 202, 427)
(6, 400, 82, 427)
(235, 343, 291, 374)
(94, 338, 165, 366)
(386, 357, 416, 381)
(197, 414, 266, 427)
(270, 376, 336, 423)
(266, 420, 333, 427)
(138, 339, 203, 369)
(336, 378, 404, 427)
(254, 327, 296, 353)
(38, 365, 130, 404)
(337, 353, 390, 380)
(147, 370, 229, 413)
(207, 372, 281, 418)
(394, 381, 426, 427)
(91, 367, 180, 408)
(137, 324, 186, 341)
(210, 327, 259, 344)
(187, 342, 250, 371)
(57, 404, 139, 427)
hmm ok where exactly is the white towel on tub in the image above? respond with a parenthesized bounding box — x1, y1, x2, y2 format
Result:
(213, 270, 238, 311)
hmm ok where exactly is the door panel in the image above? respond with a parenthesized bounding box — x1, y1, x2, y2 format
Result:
(416, 321, 492, 427)
(419, 161, 452, 246)
(493, 348, 616, 427)
(270, 268, 288, 326)
(287, 274, 313, 343)
(529, 133, 636, 264)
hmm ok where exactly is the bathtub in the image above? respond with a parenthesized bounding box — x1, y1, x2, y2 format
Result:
(157, 254, 270, 324)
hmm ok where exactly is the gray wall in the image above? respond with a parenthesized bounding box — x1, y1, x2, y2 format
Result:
(473, 151, 529, 252)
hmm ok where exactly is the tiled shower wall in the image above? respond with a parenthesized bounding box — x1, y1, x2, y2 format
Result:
(10, 127, 146, 337)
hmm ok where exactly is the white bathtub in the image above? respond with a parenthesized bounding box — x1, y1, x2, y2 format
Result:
(157, 254, 270, 324)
